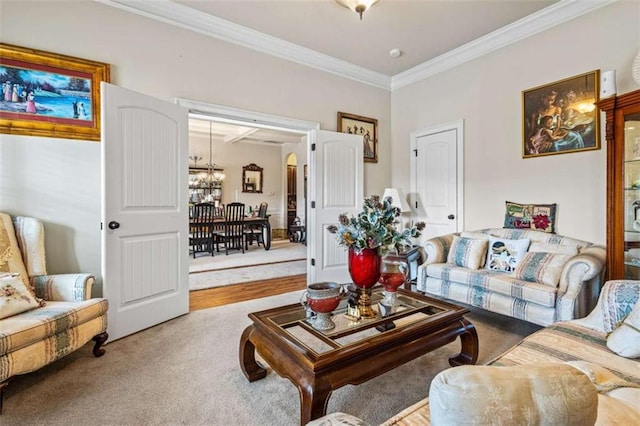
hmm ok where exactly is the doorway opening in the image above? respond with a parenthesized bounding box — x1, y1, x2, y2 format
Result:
(179, 99, 318, 304)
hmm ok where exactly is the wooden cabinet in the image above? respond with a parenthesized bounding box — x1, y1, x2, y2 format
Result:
(598, 89, 640, 281)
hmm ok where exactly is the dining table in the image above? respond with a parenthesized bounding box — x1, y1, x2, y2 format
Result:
(210, 215, 272, 250)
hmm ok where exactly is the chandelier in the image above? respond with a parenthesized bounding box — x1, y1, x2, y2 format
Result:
(335, 0, 381, 20)
(205, 121, 225, 187)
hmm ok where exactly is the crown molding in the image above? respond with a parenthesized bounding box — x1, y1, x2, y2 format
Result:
(95, 0, 391, 90)
(97, 0, 615, 92)
(391, 0, 617, 90)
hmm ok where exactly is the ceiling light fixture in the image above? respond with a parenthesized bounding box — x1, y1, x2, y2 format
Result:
(335, 0, 381, 20)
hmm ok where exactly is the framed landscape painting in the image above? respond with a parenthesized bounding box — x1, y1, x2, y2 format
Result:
(0, 43, 110, 141)
(338, 111, 378, 163)
(522, 70, 600, 158)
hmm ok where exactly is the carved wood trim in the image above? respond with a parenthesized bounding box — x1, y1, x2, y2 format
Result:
(598, 90, 640, 281)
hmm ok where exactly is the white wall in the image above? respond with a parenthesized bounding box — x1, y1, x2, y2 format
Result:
(0, 0, 390, 292)
(391, 1, 640, 244)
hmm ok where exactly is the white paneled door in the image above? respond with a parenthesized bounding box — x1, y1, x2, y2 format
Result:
(309, 130, 363, 284)
(411, 121, 464, 242)
(101, 82, 189, 342)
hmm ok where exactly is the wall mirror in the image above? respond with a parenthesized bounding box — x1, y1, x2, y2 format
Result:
(242, 163, 263, 193)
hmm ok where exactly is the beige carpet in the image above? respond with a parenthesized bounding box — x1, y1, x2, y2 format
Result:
(189, 240, 307, 290)
(2, 291, 540, 425)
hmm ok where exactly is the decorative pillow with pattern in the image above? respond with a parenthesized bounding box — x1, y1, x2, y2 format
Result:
(607, 301, 640, 358)
(446, 236, 488, 270)
(512, 252, 572, 287)
(485, 237, 530, 272)
(504, 201, 557, 233)
(0, 274, 41, 319)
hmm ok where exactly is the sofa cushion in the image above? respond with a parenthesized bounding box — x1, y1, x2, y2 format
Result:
(479, 228, 591, 250)
(425, 264, 557, 307)
(529, 241, 579, 256)
(446, 236, 487, 270)
(504, 200, 557, 233)
(485, 237, 530, 272)
(0, 274, 42, 320)
(607, 300, 640, 358)
(599, 280, 640, 332)
(491, 322, 640, 386)
(429, 364, 597, 426)
(0, 298, 109, 356)
(512, 252, 572, 287)
(0, 314, 107, 382)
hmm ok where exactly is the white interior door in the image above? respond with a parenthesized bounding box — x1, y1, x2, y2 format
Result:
(309, 129, 363, 284)
(410, 120, 464, 242)
(102, 82, 189, 342)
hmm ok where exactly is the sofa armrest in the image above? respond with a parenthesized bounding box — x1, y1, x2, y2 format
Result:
(572, 280, 640, 332)
(416, 234, 456, 293)
(422, 234, 456, 265)
(30, 273, 95, 302)
(555, 245, 606, 321)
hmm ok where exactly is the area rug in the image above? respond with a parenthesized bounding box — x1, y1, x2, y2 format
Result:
(2, 291, 541, 425)
(189, 239, 306, 273)
(189, 239, 307, 290)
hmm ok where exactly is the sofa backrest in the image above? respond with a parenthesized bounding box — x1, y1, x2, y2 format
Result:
(12, 216, 47, 277)
(0, 212, 31, 287)
(476, 228, 592, 251)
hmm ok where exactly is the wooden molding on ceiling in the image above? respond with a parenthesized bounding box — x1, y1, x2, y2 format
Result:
(97, 0, 615, 92)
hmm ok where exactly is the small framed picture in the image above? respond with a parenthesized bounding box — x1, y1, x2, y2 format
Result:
(522, 70, 600, 158)
(337, 111, 378, 163)
(0, 43, 110, 141)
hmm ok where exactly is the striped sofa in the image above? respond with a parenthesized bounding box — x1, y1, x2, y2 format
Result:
(416, 228, 606, 326)
(310, 280, 640, 425)
(0, 213, 108, 413)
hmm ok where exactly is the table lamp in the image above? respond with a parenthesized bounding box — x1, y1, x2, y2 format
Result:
(382, 188, 411, 230)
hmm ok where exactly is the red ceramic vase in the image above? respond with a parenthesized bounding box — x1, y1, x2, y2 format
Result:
(348, 247, 382, 289)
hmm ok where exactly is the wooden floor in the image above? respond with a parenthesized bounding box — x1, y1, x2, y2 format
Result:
(189, 273, 307, 311)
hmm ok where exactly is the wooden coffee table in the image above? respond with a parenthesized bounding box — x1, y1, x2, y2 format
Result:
(239, 287, 478, 425)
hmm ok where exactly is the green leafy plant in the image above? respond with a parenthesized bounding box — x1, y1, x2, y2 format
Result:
(327, 195, 425, 255)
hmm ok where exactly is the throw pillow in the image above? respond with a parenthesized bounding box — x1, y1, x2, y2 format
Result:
(529, 241, 579, 256)
(512, 252, 572, 287)
(504, 201, 557, 233)
(0, 274, 41, 319)
(446, 236, 488, 270)
(485, 237, 530, 272)
(429, 364, 598, 426)
(607, 301, 640, 358)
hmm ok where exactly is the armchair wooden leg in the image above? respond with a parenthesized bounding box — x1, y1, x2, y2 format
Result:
(92, 332, 109, 357)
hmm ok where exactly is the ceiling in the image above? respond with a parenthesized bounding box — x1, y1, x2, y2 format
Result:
(189, 117, 305, 145)
(176, 0, 557, 76)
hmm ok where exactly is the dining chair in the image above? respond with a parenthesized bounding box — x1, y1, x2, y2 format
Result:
(189, 202, 216, 258)
(244, 201, 268, 249)
(217, 202, 246, 255)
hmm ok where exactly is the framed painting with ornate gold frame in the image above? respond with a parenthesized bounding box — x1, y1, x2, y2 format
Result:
(337, 111, 378, 163)
(522, 70, 600, 158)
(0, 43, 110, 141)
